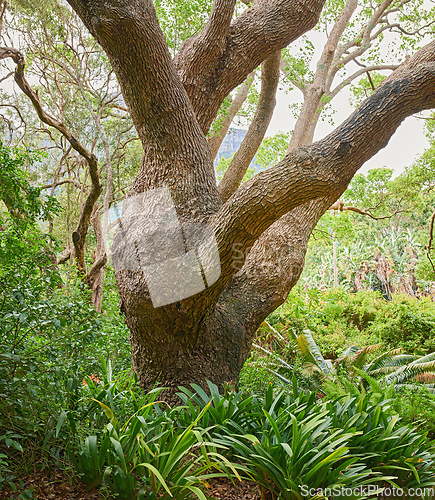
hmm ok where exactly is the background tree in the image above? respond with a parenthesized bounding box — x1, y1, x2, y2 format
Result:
(0, 1, 141, 310)
(299, 112, 435, 295)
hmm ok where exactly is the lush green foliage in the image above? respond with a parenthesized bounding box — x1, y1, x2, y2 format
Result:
(57, 367, 435, 499)
(303, 153, 435, 294)
(1, 2, 435, 498)
(0, 143, 131, 494)
(269, 288, 435, 357)
(244, 287, 435, 443)
(56, 364, 240, 499)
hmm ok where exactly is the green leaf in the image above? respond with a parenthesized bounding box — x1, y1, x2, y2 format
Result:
(139, 462, 173, 497)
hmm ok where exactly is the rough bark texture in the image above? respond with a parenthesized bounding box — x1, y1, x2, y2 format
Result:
(64, 0, 435, 399)
(174, 0, 326, 133)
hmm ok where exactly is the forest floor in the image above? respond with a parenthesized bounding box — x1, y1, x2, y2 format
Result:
(0, 470, 261, 499)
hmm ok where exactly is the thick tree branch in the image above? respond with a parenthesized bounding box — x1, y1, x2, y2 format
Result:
(176, 0, 236, 80)
(66, 0, 221, 219)
(218, 51, 281, 202)
(217, 197, 333, 335)
(214, 41, 435, 332)
(175, 0, 326, 133)
(208, 71, 256, 160)
(212, 54, 435, 287)
(317, 0, 358, 82)
(287, 0, 357, 151)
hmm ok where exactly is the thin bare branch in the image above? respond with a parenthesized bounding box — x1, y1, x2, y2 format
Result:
(58, 250, 72, 265)
(330, 200, 405, 220)
(0, 46, 102, 274)
(0, 70, 12, 83)
(329, 64, 398, 99)
(208, 71, 256, 160)
(218, 51, 281, 202)
(41, 178, 82, 190)
(280, 58, 307, 93)
(426, 208, 435, 276)
(0, 0, 6, 37)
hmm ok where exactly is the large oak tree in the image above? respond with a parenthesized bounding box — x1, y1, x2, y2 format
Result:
(58, 0, 435, 398)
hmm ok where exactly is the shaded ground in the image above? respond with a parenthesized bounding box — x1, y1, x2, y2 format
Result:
(0, 469, 101, 499)
(0, 470, 261, 500)
(207, 478, 261, 500)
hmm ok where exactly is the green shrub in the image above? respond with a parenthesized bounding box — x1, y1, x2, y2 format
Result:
(327, 395, 435, 490)
(214, 383, 435, 498)
(58, 366, 240, 499)
(239, 355, 280, 395)
(370, 295, 435, 353)
(55, 364, 435, 499)
(391, 386, 435, 438)
(274, 289, 435, 356)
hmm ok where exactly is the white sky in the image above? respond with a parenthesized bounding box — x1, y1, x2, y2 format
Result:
(267, 88, 430, 175)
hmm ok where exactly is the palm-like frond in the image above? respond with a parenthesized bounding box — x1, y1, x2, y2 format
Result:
(339, 345, 361, 359)
(352, 344, 383, 370)
(296, 330, 334, 376)
(395, 383, 435, 394)
(367, 355, 418, 377)
(292, 330, 435, 395)
(336, 344, 382, 370)
(384, 357, 435, 385)
(414, 373, 435, 383)
(413, 352, 435, 364)
(364, 348, 404, 373)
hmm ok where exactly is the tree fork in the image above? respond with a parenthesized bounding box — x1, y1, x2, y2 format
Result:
(62, 0, 435, 398)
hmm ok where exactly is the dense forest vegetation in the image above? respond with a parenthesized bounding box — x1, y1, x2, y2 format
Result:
(1, 0, 435, 498)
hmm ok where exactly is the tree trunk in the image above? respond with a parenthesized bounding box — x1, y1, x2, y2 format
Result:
(64, 0, 435, 399)
(128, 308, 253, 399)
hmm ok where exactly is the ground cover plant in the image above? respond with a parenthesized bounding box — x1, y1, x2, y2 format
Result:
(51, 364, 435, 499)
(267, 288, 435, 357)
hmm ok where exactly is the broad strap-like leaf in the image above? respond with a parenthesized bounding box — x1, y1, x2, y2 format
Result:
(297, 330, 333, 376)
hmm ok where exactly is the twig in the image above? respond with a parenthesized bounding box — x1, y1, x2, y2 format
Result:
(426, 208, 435, 275)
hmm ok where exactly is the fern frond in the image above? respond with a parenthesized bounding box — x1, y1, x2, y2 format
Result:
(384, 360, 435, 385)
(414, 373, 435, 383)
(353, 366, 384, 394)
(353, 343, 383, 369)
(364, 348, 404, 373)
(296, 330, 334, 376)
